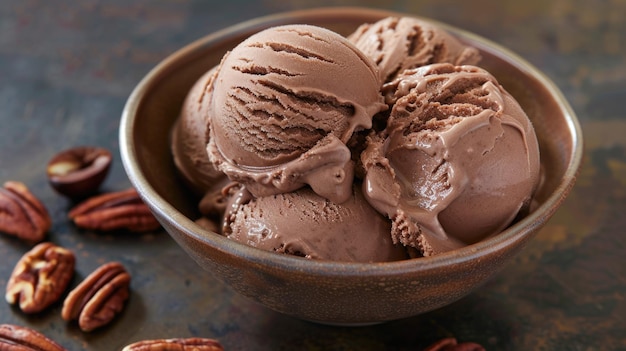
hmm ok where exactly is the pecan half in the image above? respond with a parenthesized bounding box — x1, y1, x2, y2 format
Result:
(122, 338, 224, 351)
(68, 188, 160, 232)
(424, 337, 485, 351)
(5, 242, 75, 314)
(47, 146, 112, 199)
(61, 261, 131, 332)
(0, 181, 51, 243)
(0, 324, 67, 351)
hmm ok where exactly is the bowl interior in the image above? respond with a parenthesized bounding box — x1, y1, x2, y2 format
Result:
(120, 7, 582, 323)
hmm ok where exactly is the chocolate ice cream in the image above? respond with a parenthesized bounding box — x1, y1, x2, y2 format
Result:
(222, 184, 407, 262)
(361, 63, 541, 255)
(348, 16, 481, 84)
(207, 24, 386, 204)
(171, 68, 226, 194)
(171, 18, 541, 262)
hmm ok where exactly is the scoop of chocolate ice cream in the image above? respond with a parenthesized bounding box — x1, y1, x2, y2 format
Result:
(222, 185, 407, 263)
(207, 24, 386, 204)
(348, 16, 481, 84)
(362, 63, 540, 255)
(171, 67, 226, 195)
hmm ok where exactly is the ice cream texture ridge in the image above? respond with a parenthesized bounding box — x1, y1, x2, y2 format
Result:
(170, 16, 541, 262)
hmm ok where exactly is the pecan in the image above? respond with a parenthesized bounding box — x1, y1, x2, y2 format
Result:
(68, 188, 160, 232)
(61, 261, 131, 332)
(0, 324, 67, 351)
(47, 146, 112, 199)
(5, 242, 75, 314)
(0, 181, 51, 243)
(424, 337, 485, 351)
(122, 338, 224, 351)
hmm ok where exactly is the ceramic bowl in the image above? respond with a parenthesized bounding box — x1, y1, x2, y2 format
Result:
(119, 7, 582, 325)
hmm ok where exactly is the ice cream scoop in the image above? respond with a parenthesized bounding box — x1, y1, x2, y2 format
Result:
(222, 184, 408, 263)
(171, 68, 226, 194)
(348, 16, 481, 84)
(361, 63, 541, 256)
(207, 24, 386, 204)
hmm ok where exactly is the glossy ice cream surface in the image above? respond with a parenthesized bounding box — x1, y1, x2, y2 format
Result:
(362, 63, 541, 255)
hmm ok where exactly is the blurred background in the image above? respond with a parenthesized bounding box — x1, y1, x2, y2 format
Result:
(1, 1, 625, 350)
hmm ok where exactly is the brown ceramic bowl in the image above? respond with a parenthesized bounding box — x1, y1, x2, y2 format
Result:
(120, 7, 582, 325)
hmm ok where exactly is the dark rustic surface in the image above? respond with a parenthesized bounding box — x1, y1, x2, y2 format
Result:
(1, 1, 625, 350)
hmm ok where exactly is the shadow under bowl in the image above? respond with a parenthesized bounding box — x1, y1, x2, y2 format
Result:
(119, 7, 582, 325)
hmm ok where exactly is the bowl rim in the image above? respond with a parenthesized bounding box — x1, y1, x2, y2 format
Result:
(119, 6, 583, 277)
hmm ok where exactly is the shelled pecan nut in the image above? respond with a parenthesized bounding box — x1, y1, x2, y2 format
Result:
(0, 181, 51, 243)
(5, 242, 75, 314)
(0, 324, 67, 351)
(47, 146, 112, 199)
(68, 188, 160, 232)
(61, 261, 131, 332)
(424, 337, 485, 351)
(122, 338, 224, 351)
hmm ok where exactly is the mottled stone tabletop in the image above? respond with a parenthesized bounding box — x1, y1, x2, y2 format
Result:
(1, 1, 625, 350)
